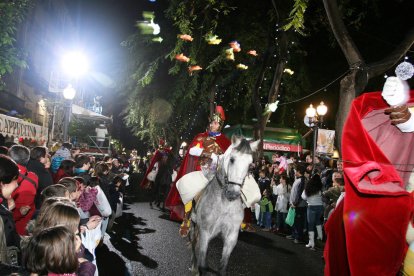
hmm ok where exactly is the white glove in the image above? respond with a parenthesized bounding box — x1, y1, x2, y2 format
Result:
(189, 146, 203, 156)
(382, 77, 409, 106)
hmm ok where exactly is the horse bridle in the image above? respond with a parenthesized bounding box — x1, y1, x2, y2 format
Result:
(216, 153, 246, 188)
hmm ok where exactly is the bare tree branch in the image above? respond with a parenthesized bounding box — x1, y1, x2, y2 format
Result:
(368, 26, 414, 78)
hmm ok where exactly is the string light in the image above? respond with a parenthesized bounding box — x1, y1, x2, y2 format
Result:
(278, 69, 350, 106)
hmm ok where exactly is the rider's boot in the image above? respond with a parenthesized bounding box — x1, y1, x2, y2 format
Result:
(179, 201, 192, 237)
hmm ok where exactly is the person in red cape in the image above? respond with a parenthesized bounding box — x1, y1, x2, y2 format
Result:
(140, 139, 171, 189)
(165, 106, 231, 236)
(324, 78, 414, 275)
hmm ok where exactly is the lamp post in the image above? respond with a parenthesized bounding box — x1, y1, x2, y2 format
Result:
(305, 101, 328, 172)
(62, 84, 76, 142)
(60, 50, 89, 142)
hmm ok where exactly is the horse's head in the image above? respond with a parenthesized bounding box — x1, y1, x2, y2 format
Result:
(220, 136, 260, 201)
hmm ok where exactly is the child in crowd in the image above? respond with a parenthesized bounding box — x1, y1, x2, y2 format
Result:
(274, 174, 290, 233)
(259, 189, 273, 231)
(257, 169, 271, 194)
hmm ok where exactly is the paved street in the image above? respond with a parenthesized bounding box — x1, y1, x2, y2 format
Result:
(96, 185, 324, 276)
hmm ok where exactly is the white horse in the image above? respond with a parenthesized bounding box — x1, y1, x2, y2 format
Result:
(190, 136, 259, 275)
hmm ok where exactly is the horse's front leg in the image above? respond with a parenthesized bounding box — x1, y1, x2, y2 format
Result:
(197, 230, 211, 275)
(219, 228, 239, 276)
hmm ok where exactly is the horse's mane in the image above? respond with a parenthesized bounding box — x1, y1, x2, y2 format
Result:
(234, 138, 252, 154)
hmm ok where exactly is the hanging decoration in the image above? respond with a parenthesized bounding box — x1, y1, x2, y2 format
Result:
(283, 68, 294, 75)
(225, 48, 235, 61)
(206, 35, 222, 45)
(188, 65, 202, 74)
(236, 63, 248, 70)
(247, 50, 258, 56)
(175, 54, 190, 62)
(395, 61, 414, 81)
(263, 101, 279, 115)
(229, 41, 241, 52)
(152, 37, 163, 43)
(179, 34, 193, 41)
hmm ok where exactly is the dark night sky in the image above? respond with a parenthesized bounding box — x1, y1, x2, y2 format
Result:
(63, 0, 162, 151)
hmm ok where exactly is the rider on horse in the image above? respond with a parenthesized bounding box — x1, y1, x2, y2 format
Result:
(165, 106, 231, 237)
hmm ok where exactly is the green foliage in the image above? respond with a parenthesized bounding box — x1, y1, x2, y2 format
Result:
(0, 0, 31, 87)
(283, 0, 308, 35)
(110, 138, 123, 152)
(68, 119, 96, 144)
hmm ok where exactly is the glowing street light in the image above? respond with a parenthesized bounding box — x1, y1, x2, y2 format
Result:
(305, 101, 328, 173)
(61, 51, 89, 78)
(62, 84, 76, 100)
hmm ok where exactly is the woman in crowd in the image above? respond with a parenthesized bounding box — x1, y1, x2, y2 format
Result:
(25, 225, 80, 276)
(32, 201, 96, 276)
(94, 162, 111, 200)
(301, 174, 324, 250)
(27, 146, 53, 210)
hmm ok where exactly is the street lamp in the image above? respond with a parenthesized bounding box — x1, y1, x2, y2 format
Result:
(60, 50, 89, 142)
(305, 101, 328, 172)
(62, 84, 76, 142)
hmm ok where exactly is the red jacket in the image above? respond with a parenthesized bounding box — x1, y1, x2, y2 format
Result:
(11, 164, 38, 235)
(324, 91, 414, 276)
(165, 132, 231, 221)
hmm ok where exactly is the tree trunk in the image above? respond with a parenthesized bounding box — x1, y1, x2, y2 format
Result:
(335, 69, 368, 149)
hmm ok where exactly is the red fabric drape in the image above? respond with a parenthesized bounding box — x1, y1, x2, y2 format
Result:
(165, 132, 231, 221)
(324, 91, 414, 276)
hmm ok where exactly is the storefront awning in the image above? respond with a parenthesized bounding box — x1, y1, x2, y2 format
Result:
(0, 113, 48, 142)
(72, 104, 111, 122)
(223, 124, 302, 152)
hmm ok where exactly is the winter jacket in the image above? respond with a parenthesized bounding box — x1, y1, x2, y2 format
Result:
(11, 165, 38, 235)
(260, 197, 274, 213)
(27, 159, 53, 209)
(0, 198, 20, 249)
(108, 184, 121, 211)
(289, 176, 307, 207)
(275, 184, 289, 213)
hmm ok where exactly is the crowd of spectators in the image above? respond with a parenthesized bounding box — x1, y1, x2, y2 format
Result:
(0, 142, 133, 275)
(250, 152, 344, 250)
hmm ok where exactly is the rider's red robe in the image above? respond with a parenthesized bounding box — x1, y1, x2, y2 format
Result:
(165, 131, 231, 221)
(324, 90, 414, 275)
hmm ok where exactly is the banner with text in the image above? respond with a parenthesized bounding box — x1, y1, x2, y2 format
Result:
(0, 114, 48, 142)
(263, 142, 302, 153)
